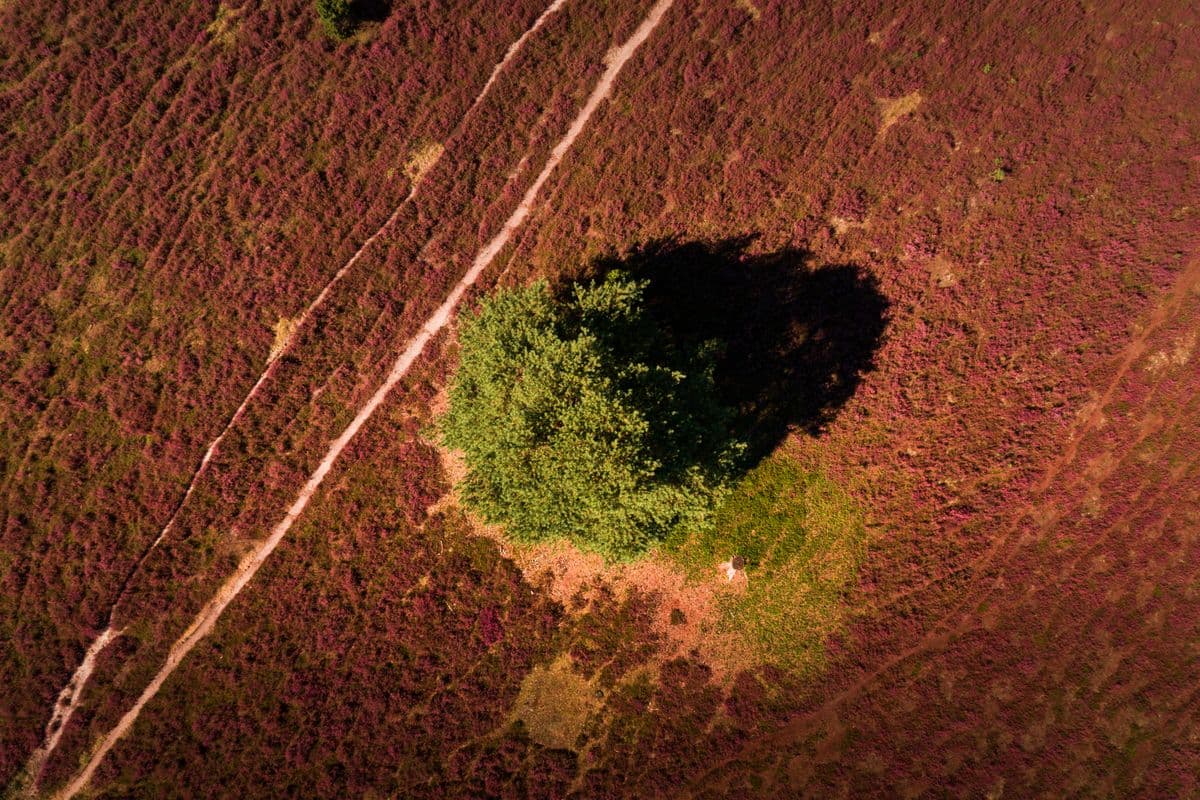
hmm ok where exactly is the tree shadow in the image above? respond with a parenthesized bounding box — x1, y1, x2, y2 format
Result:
(585, 237, 890, 465)
(351, 0, 391, 23)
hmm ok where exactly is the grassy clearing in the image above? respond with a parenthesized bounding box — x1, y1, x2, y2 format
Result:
(666, 456, 866, 674)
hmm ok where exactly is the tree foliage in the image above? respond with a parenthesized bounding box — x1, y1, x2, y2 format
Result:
(442, 272, 743, 560)
(315, 0, 353, 39)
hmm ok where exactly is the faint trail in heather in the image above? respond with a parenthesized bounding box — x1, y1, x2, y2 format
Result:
(1033, 257, 1200, 495)
(51, 2, 674, 797)
(863, 256, 1200, 620)
(1, 0, 547, 510)
(680, 256, 1200, 798)
(19, 1, 572, 791)
(136, 0, 572, 562)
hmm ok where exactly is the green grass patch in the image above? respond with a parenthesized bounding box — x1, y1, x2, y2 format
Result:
(665, 456, 867, 674)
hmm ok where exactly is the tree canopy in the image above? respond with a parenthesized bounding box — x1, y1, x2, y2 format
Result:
(442, 272, 744, 560)
(314, 0, 353, 39)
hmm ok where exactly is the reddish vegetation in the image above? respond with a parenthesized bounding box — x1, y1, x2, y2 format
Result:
(79, 417, 564, 798)
(3, 0, 1199, 796)
(503, 0, 1200, 794)
(0, 0, 635, 784)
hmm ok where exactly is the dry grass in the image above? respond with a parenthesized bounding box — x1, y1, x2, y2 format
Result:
(667, 455, 867, 675)
(267, 316, 297, 362)
(205, 3, 244, 47)
(876, 90, 923, 140)
(1145, 330, 1196, 373)
(829, 215, 866, 236)
(404, 141, 445, 187)
(734, 0, 762, 22)
(510, 655, 598, 751)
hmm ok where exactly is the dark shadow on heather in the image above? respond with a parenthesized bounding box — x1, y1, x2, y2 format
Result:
(580, 237, 890, 465)
(351, 0, 392, 23)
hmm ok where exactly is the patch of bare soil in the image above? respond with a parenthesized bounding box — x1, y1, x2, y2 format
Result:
(927, 254, 959, 288)
(430, 433, 751, 683)
(828, 215, 866, 236)
(876, 90, 923, 140)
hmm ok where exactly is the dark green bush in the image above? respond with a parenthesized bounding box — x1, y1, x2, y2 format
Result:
(314, 0, 352, 39)
(442, 272, 744, 560)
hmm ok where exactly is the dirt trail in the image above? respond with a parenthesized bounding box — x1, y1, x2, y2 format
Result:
(18, 628, 118, 792)
(50, 3, 674, 797)
(1034, 256, 1200, 495)
(470, 0, 569, 115)
(20, 1, 571, 791)
(859, 260, 1200, 623)
(143, 0, 573, 560)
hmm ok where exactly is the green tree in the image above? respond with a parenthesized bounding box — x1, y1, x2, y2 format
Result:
(442, 272, 744, 560)
(315, 0, 352, 39)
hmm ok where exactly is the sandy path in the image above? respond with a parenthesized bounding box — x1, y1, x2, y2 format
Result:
(19, 1, 571, 791)
(50, 2, 673, 797)
(145, 0, 573, 562)
(470, 0, 570, 115)
(17, 628, 118, 794)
